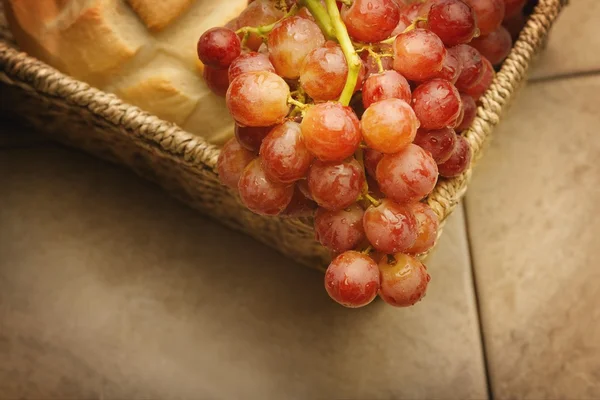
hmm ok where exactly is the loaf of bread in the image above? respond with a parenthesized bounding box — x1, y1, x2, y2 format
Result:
(4, 0, 248, 143)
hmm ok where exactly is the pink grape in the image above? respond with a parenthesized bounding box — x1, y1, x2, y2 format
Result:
(232, 0, 284, 51)
(217, 137, 255, 190)
(341, 0, 401, 42)
(406, 202, 440, 254)
(434, 48, 463, 84)
(235, 124, 272, 153)
(376, 144, 439, 204)
(268, 16, 325, 79)
(393, 29, 446, 81)
(301, 102, 362, 162)
(228, 52, 275, 82)
(364, 148, 384, 177)
(197, 27, 241, 69)
(452, 44, 485, 91)
(412, 79, 462, 130)
(463, 57, 495, 99)
(463, 0, 505, 35)
(280, 185, 318, 218)
(413, 127, 458, 164)
(378, 253, 431, 307)
(471, 25, 512, 65)
(314, 204, 365, 253)
(361, 98, 419, 154)
(226, 71, 290, 127)
(203, 66, 230, 97)
(426, 0, 478, 46)
(325, 251, 380, 308)
(362, 70, 411, 109)
(438, 134, 472, 177)
(238, 159, 294, 216)
(307, 159, 365, 211)
(456, 94, 477, 132)
(300, 43, 348, 102)
(259, 121, 312, 184)
(363, 199, 418, 253)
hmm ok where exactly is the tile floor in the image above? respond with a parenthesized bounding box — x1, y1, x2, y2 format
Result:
(0, 1, 599, 398)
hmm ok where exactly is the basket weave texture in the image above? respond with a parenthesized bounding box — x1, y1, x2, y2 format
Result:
(0, 0, 566, 270)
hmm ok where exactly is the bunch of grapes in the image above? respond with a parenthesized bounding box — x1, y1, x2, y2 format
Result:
(198, 0, 522, 308)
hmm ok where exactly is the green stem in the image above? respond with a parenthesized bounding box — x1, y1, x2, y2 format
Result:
(325, 0, 362, 106)
(298, 0, 336, 40)
(236, 4, 299, 37)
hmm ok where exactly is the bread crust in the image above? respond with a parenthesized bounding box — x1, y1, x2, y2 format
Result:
(126, 0, 195, 31)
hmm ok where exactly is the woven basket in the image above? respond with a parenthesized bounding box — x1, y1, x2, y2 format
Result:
(0, 0, 566, 270)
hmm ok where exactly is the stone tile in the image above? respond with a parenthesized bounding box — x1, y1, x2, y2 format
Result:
(529, 0, 600, 80)
(0, 145, 487, 399)
(466, 75, 600, 399)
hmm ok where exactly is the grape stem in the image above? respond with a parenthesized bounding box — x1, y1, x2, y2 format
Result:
(298, 0, 336, 40)
(324, 0, 362, 107)
(236, 4, 299, 37)
(378, 17, 428, 45)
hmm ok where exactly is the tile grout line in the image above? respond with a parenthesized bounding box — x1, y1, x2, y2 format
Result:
(461, 200, 494, 400)
(528, 68, 600, 84)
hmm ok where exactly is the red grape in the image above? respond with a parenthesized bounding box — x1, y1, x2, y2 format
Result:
(238, 159, 294, 215)
(280, 185, 318, 218)
(452, 44, 485, 91)
(412, 79, 462, 130)
(393, 29, 446, 81)
(341, 0, 401, 42)
(390, 14, 412, 36)
(307, 159, 365, 211)
(301, 102, 362, 162)
(228, 52, 275, 82)
(434, 48, 463, 84)
(413, 127, 458, 164)
(463, 0, 505, 35)
(233, 0, 284, 51)
(378, 253, 430, 307)
(361, 98, 419, 154)
(463, 56, 495, 99)
(325, 251, 380, 308)
(471, 25, 512, 65)
(364, 148, 384, 177)
(217, 137, 256, 190)
(361, 45, 394, 77)
(406, 202, 440, 254)
(203, 66, 230, 97)
(259, 121, 312, 183)
(376, 144, 439, 204)
(438, 134, 472, 177)
(297, 178, 313, 201)
(362, 70, 411, 109)
(363, 199, 418, 253)
(426, 0, 478, 46)
(503, 12, 526, 41)
(197, 27, 241, 69)
(300, 44, 348, 102)
(314, 204, 365, 253)
(503, 0, 526, 18)
(226, 71, 290, 127)
(235, 124, 272, 153)
(456, 94, 477, 132)
(400, 2, 422, 22)
(268, 16, 326, 79)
